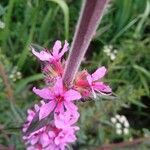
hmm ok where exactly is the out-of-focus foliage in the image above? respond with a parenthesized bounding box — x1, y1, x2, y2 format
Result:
(0, 0, 150, 149)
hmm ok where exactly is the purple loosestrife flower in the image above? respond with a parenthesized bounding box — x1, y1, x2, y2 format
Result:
(23, 37, 112, 149)
(33, 78, 81, 120)
(23, 1, 112, 149)
(32, 41, 69, 85)
(32, 40, 69, 62)
(74, 67, 111, 98)
(54, 109, 80, 129)
(86, 66, 112, 98)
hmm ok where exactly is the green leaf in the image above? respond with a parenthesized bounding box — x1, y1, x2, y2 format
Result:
(15, 74, 44, 93)
(133, 65, 150, 79)
(111, 17, 139, 42)
(10, 102, 23, 123)
(17, 7, 38, 69)
(24, 104, 57, 136)
(47, 0, 69, 40)
(135, 1, 150, 36)
(39, 9, 52, 42)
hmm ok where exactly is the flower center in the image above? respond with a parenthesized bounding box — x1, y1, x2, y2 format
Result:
(56, 95, 64, 103)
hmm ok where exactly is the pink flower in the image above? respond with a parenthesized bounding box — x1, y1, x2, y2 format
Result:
(54, 110, 80, 128)
(33, 78, 81, 120)
(54, 126, 79, 147)
(74, 70, 91, 97)
(23, 39, 113, 150)
(23, 102, 79, 150)
(24, 122, 79, 150)
(32, 40, 69, 62)
(42, 60, 65, 86)
(87, 66, 112, 98)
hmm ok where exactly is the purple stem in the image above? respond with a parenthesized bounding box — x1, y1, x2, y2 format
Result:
(63, 0, 109, 86)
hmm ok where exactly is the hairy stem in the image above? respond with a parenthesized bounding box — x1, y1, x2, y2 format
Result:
(63, 0, 109, 86)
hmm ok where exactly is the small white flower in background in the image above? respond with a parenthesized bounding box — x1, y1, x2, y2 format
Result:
(119, 115, 126, 123)
(111, 117, 116, 124)
(103, 45, 112, 53)
(124, 120, 129, 128)
(115, 114, 121, 120)
(9, 66, 22, 82)
(116, 129, 122, 135)
(116, 123, 121, 129)
(123, 128, 129, 135)
(110, 53, 116, 61)
(111, 114, 130, 136)
(16, 71, 22, 79)
(0, 20, 5, 29)
(144, 133, 149, 138)
(143, 129, 150, 138)
(114, 49, 118, 54)
(103, 45, 118, 61)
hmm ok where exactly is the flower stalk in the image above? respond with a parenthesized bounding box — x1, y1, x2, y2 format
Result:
(63, 0, 109, 86)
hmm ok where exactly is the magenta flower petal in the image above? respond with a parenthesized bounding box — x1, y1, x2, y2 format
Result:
(55, 103, 64, 113)
(87, 75, 92, 85)
(54, 127, 78, 145)
(59, 40, 69, 58)
(32, 48, 52, 61)
(64, 89, 81, 101)
(30, 136, 39, 145)
(52, 40, 62, 58)
(91, 87, 97, 99)
(39, 101, 55, 120)
(94, 82, 112, 93)
(92, 66, 107, 81)
(27, 146, 36, 150)
(53, 78, 64, 95)
(55, 110, 79, 128)
(64, 101, 78, 111)
(40, 132, 50, 147)
(33, 87, 54, 100)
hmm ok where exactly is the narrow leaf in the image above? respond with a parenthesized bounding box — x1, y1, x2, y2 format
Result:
(24, 103, 57, 136)
(48, 0, 69, 40)
(15, 74, 43, 93)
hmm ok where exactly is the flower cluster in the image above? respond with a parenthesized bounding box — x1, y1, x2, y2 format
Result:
(23, 102, 79, 150)
(23, 40, 112, 150)
(111, 114, 130, 135)
(103, 45, 118, 61)
(9, 66, 22, 82)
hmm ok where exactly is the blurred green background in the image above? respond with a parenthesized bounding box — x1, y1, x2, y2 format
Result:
(0, 0, 150, 149)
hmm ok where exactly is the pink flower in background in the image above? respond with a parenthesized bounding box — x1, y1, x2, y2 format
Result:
(87, 66, 112, 98)
(32, 40, 69, 62)
(33, 78, 81, 120)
